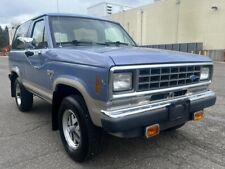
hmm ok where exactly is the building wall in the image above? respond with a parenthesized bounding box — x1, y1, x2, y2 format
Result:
(88, 3, 107, 17)
(178, 0, 225, 50)
(141, 0, 179, 45)
(107, 0, 225, 50)
(88, 2, 131, 17)
(109, 8, 142, 43)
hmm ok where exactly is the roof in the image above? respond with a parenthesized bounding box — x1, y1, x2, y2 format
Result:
(32, 13, 115, 23)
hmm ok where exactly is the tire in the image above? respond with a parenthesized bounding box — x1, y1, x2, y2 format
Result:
(14, 78, 33, 112)
(165, 123, 186, 132)
(58, 95, 102, 162)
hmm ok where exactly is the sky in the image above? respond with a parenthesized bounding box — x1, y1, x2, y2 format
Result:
(0, 0, 153, 27)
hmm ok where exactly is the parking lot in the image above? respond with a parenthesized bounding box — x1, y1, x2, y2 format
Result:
(0, 56, 225, 169)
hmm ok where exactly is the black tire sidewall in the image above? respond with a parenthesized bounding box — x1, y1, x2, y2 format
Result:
(14, 79, 33, 112)
(58, 96, 89, 162)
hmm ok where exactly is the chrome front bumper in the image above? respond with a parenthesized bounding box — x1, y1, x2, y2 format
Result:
(101, 90, 216, 119)
(100, 90, 216, 135)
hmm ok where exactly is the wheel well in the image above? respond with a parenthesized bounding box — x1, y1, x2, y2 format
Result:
(10, 72, 18, 97)
(52, 84, 86, 131)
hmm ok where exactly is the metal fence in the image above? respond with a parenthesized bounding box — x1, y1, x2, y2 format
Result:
(140, 43, 203, 53)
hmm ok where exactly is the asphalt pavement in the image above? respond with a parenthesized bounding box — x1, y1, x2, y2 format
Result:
(0, 56, 225, 169)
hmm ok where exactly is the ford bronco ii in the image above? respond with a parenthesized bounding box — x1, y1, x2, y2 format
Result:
(8, 13, 216, 162)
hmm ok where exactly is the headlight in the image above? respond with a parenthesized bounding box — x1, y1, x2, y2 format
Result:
(113, 73, 132, 92)
(200, 67, 210, 80)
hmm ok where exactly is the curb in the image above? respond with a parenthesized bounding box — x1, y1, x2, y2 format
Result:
(214, 61, 225, 64)
(0, 56, 8, 58)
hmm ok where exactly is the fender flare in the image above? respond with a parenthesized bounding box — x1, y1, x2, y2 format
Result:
(10, 66, 21, 78)
(52, 76, 95, 130)
(53, 77, 91, 105)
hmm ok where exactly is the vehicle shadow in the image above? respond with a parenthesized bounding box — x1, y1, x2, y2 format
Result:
(30, 98, 203, 169)
(30, 98, 224, 169)
(81, 130, 188, 168)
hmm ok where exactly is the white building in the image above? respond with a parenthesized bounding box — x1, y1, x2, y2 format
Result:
(107, 0, 225, 61)
(87, 2, 131, 17)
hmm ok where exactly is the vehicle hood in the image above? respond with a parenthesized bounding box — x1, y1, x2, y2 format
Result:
(49, 46, 211, 68)
(91, 46, 212, 65)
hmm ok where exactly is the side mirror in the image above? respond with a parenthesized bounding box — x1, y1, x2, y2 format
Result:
(16, 37, 35, 49)
(18, 37, 34, 43)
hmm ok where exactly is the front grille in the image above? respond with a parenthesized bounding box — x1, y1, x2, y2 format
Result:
(137, 65, 201, 91)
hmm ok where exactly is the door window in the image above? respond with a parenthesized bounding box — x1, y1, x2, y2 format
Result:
(32, 20, 48, 49)
(12, 21, 31, 50)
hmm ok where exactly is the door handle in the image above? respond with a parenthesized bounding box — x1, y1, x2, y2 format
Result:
(37, 51, 42, 55)
(25, 50, 34, 57)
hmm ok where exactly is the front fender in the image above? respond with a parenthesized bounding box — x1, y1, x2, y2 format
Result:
(53, 76, 89, 103)
(53, 76, 107, 126)
(10, 66, 21, 78)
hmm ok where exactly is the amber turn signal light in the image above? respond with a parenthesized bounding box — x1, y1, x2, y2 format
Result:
(145, 124, 160, 138)
(194, 111, 204, 121)
(95, 76, 101, 95)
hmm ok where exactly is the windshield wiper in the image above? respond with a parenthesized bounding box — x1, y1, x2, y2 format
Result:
(71, 40, 94, 46)
(69, 40, 130, 47)
(97, 41, 129, 47)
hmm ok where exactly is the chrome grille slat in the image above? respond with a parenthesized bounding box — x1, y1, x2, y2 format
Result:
(137, 65, 201, 91)
(139, 71, 201, 77)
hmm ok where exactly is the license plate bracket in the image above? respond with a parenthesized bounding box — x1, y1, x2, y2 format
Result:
(168, 99, 190, 121)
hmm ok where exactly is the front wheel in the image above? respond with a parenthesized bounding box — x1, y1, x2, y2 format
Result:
(58, 95, 102, 162)
(14, 79, 33, 112)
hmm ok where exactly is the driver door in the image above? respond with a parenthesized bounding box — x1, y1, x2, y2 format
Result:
(24, 19, 52, 101)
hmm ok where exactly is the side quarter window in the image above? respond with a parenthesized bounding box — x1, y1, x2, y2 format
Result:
(32, 20, 48, 49)
(12, 21, 31, 50)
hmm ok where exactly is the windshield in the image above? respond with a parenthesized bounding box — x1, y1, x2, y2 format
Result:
(50, 16, 136, 47)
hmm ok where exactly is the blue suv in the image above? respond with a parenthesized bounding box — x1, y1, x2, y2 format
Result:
(8, 13, 216, 162)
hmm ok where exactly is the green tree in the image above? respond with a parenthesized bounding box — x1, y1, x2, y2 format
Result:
(4, 26, 9, 46)
(0, 25, 4, 49)
(0, 26, 9, 49)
